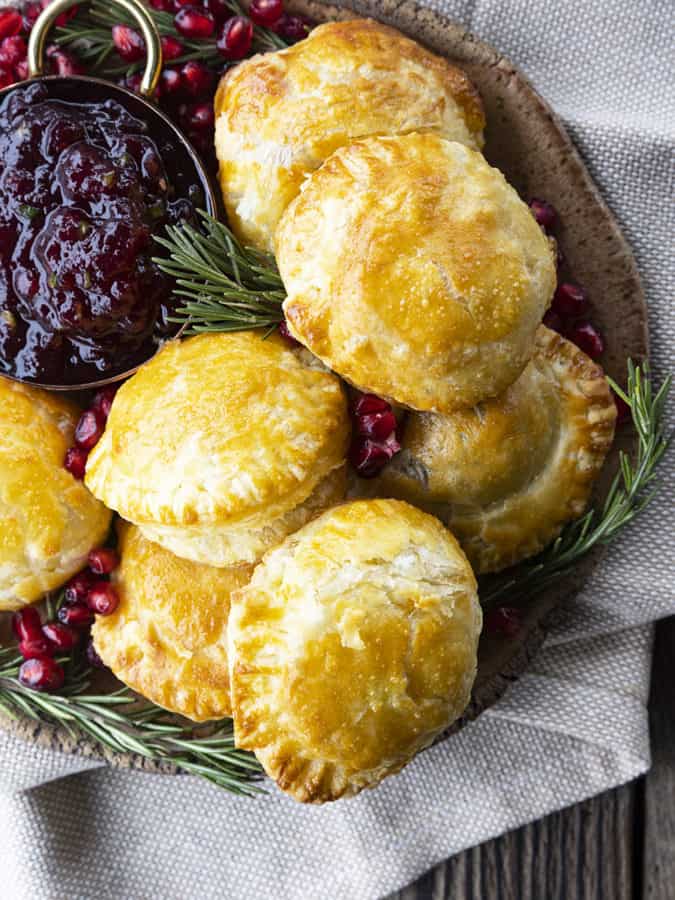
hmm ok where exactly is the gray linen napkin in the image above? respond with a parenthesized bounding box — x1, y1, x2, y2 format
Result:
(0, 1, 673, 897)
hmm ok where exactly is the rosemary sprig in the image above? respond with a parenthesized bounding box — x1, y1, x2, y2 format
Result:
(153, 209, 285, 334)
(0, 647, 263, 795)
(55, 0, 287, 79)
(480, 360, 672, 606)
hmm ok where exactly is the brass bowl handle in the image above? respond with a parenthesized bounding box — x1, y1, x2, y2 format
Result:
(27, 0, 162, 97)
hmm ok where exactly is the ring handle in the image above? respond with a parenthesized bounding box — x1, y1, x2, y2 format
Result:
(28, 0, 162, 97)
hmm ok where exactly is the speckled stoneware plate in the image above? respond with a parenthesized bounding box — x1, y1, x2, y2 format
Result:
(1, 0, 648, 774)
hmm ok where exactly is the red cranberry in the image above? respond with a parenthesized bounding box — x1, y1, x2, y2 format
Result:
(529, 198, 557, 232)
(42, 622, 79, 652)
(186, 101, 214, 131)
(12, 607, 42, 642)
(275, 13, 309, 40)
(217, 16, 252, 59)
(0, 35, 26, 68)
(88, 547, 119, 575)
(568, 320, 605, 359)
(175, 6, 215, 39)
(160, 66, 183, 95)
(612, 389, 631, 425)
(64, 445, 88, 479)
(57, 603, 94, 628)
(86, 639, 105, 668)
(353, 393, 390, 417)
(161, 35, 184, 60)
(180, 60, 214, 96)
(87, 582, 120, 616)
(278, 319, 300, 346)
(0, 64, 12, 89)
(91, 385, 118, 419)
(249, 0, 283, 27)
(357, 410, 397, 441)
(74, 408, 105, 450)
(19, 657, 65, 692)
(19, 635, 54, 659)
(485, 606, 522, 638)
(552, 282, 588, 318)
(0, 8, 22, 40)
(64, 570, 94, 605)
(112, 24, 146, 63)
(542, 309, 563, 333)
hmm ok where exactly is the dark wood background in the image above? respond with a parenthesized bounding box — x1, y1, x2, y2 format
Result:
(390, 617, 675, 899)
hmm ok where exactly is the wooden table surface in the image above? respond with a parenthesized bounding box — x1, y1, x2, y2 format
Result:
(391, 617, 675, 900)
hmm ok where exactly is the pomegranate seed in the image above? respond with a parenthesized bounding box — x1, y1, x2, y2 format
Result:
(14, 58, 28, 79)
(217, 16, 252, 59)
(0, 35, 26, 68)
(86, 639, 105, 668)
(88, 547, 119, 575)
(22, 2, 41, 31)
(180, 60, 213, 96)
(42, 622, 79, 652)
(161, 35, 184, 60)
(40, 0, 78, 27)
(485, 606, 522, 638)
(19, 635, 54, 659)
(552, 282, 588, 318)
(12, 607, 42, 642)
(64, 445, 88, 479)
(112, 24, 145, 62)
(0, 64, 12, 88)
(160, 66, 183, 95)
(91, 385, 117, 419)
(64, 572, 95, 607)
(149, 0, 173, 9)
(19, 657, 65, 691)
(353, 393, 390, 417)
(74, 408, 105, 450)
(278, 319, 300, 346)
(173, 0, 194, 7)
(542, 309, 563, 333)
(124, 72, 143, 93)
(357, 410, 397, 441)
(529, 198, 557, 232)
(249, 0, 283, 27)
(175, 6, 215, 39)
(568, 320, 605, 359)
(0, 8, 22, 40)
(612, 389, 631, 425)
(87, 582, 120, 616)
(350, 439, 392, 478)
(57, 603, 94, 629)
(275, 13, 309, 40)
(186, 101, 214, 131)
(46, 45, 84, 76)
(208, 0, 232, 22)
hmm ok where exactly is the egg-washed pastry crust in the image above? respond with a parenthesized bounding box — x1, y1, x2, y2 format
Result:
(85, 332, 350, 535)
(228, 499, 481, 803)
(276, 134, 556, 413)
(93, 523, 252, 722)
(374, 327, 617, 573)
(139, 465, 346, 567)
(0, 376, 111, 611)
(214, 17, 485, 252)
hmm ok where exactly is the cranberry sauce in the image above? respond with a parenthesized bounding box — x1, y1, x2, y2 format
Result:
(0, 82, 201, 384)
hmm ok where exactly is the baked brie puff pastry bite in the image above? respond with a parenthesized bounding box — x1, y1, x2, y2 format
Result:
(214, 18, 485, 252)
(0, 376, 111, 611)
(276, 134, 557, 413)
(370, 327, 617, 573)
(85, 332, 350, 566)
(228, 499, 481, 802)
(93, 524, 251, 722)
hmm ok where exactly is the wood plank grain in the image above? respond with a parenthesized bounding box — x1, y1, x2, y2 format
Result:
(391, 784, 636, 900)
(644, 616, 675, 899)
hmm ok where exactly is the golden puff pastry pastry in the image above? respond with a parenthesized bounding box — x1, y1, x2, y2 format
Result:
(0, 376, 111, 611)
(276, 134, 557, 413)
(93, 524, 251, 722)
(85, 332, 350, 566)
(369, 327, 617, 573)
(228, 498, 481, 803)
(214, 18, 485, 252)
